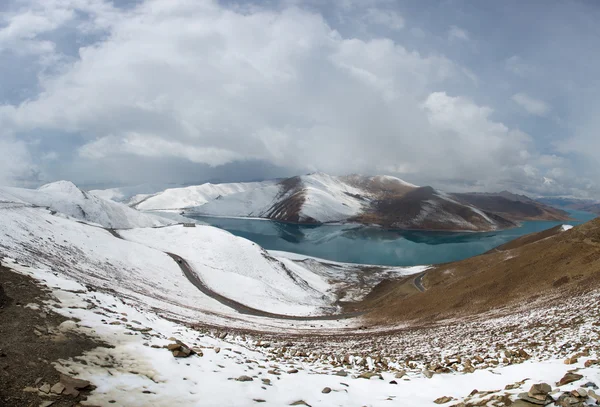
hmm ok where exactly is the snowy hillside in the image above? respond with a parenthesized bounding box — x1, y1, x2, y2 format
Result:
(89, 183, 181, 202)
(0, 203, 342, 325)
(130, 181, 275, 211)
(0, 181, 175, 229)
(194, 173, 417, 223)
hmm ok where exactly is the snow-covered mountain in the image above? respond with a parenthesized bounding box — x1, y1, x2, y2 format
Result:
(93, 172, 570, 232)
(126, 181, 275, 211)
(89, 182, 182, 203)
(0, 181, 175, 229)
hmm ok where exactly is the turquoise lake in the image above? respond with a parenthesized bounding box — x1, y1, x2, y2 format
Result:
(189, 210, 597, 267)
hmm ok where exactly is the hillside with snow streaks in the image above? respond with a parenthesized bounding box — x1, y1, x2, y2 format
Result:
(0, 181, 174, 229)
(120, 226, 335, 315)
(0, 205, 342, 327)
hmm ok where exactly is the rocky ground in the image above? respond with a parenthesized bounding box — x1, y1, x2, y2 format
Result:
(0, 263, 107, 407)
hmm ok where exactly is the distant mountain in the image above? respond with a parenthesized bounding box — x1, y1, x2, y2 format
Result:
(451, 191, 569, 222)
(89, 183, 183, 203)
(537, 197, 600, 215)
(126, 181, 274, 211)
(0, 181, 175, 229)
(92, 173, 571, 232)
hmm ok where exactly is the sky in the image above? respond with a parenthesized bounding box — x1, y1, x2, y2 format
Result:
(0, 0, 599, 198)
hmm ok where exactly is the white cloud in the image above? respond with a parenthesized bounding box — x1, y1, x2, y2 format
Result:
(448, 25, 469, 41)
(0, 0, 592, 197)
(511, 93, 550, 116)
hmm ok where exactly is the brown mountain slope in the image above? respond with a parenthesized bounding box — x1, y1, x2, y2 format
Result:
(357, 217, 600, 325)
(352, 186, 516, 231)
(452, 191, 570, 222)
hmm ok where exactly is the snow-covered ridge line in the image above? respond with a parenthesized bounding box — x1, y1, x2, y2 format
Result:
(0, 181, 176, 229)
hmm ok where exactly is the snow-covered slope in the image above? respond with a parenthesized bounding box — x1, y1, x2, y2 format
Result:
(0, 203, 338, 323)
(194, 173, 417, 223)
(120, 227, 333, 315)
(89, 183, 181, 203)
(0, 181, 175, 229)
(130, 181, 275, 211)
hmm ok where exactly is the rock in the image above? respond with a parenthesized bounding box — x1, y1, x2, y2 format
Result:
(528, 383, 552, 400)
(335, 370, 348, 377)
(39, 383, 51, 394)
(558, 372, 583, 386)
(434, 396, 453, 404)
(394, 370, 406, 379)
(59, 374, 91, 397)
(50, 382, 66, 394)
(22, 386, 38, 393)
(214, 347, 221, 354)
(582, 381, 598, 389)
(389, 380, 397, 385)
(290, 401, 311, 406)
(555, 393, 585, 407)
(322, 387, 332, 394)
(584, 359, 598, 368)
(564, 357, 578, 365)
(358, 372, 382, 380)
(261, 379, 271, 385)
(236, 375, 253, 382)
(589, 389, 600, 402)
(518, 392, 550, 405)
(287, 369, 299, 374)
(571, 388, 587, 398)
(39, 401, 55, 407)
(167, 343, 181, 351)
(422, 369, 434, 379)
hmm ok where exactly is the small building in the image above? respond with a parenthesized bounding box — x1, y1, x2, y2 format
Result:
(182, 223, 196, 228)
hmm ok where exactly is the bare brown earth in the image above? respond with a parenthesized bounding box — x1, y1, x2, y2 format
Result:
(352, 186, 516, 231)
(0, 263, 107, 407)
(452, 191, 570, 222)
(357, 217, 600, 325)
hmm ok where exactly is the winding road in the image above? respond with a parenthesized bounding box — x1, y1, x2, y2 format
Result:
(413, 271, 427, 292)
(105, 225, 362, 321)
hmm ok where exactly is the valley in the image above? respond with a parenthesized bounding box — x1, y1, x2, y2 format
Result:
(1, 180, 599, 406)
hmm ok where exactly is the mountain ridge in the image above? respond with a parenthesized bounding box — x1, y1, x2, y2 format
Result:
(94, 173, 569, 232)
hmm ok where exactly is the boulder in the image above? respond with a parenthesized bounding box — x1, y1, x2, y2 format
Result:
(528, 383, 552, 400)
(517, 392, 550, 405)
(335, 370, 348, 377)
(564, 357, 578, 365)
(236, 375, 253, 382)
(59, 374, 91, 397)
(322, 387, 332, 394)
(50, 382, 66, 394)
(433, 396, 453, 404)
(422, 369, 434, 379)
(558, 373, 583, 386)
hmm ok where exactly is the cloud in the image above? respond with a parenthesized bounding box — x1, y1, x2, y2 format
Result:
(0, 0, 595, 198)
(448, 25, 469, 41)
(511, 93, 550, 116)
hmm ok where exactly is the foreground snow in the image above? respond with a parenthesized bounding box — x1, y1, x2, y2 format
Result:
(7, 262, 600, 407)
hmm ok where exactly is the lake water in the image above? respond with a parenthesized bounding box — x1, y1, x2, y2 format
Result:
(189, 210, 597, 267)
